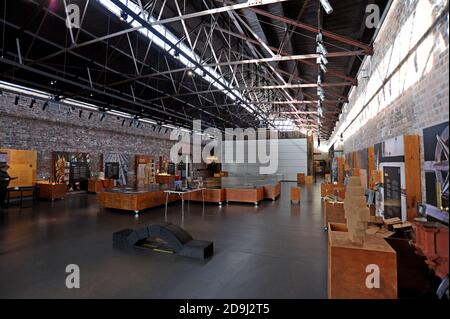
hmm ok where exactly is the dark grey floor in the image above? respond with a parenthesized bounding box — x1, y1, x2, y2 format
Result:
(0, 181, 327, 299)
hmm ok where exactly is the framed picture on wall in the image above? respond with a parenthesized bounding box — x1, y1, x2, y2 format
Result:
(374, 135, 407, 221)
(423, 122, 449, 209)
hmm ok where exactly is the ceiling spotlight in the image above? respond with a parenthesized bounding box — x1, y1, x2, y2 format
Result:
(88, 112, 93, 120)
(29, 98, 36, 108)
(187, 69, 194, 77)
(317, 42, 328, 55)
(122, 119, 126, 126)
(50, 80, 56, 86)
(42, 101, 49, 111)
(14, 95, 19, 105)
(317, 86, 325, 95)
(319, 54, 328, 65)
(100, 113, 106, 121)
(136, 122, 140, 128)
(320, 63, 328, 73)
(319, 0, 333, 15)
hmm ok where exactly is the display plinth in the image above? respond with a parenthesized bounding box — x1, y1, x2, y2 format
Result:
(323, 199, 346, 228)
(88, 179, 115, 193)
(97, 189, 178, 213)
(155, 174, 175, 184)
(262, 182, 281, 201)
(225, 187, 264, 205)
(37, 182, 67, 200)
(321, 183, 346, 198)
(328, 228, 397, 299)
(185, 188, 225, 204)
(291, 187, 301, 204)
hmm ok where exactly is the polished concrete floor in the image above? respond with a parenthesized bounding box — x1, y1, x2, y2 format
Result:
(0, 182, 327, 299)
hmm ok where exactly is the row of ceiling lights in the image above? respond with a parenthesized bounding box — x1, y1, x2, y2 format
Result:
(315, 0, 334, 145)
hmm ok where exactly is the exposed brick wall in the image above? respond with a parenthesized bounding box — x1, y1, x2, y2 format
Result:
(0, 91, 175, 178)
(329, 0, 449, 198)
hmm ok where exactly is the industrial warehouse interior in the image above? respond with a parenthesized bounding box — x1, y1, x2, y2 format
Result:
(0, 0, 449, 304)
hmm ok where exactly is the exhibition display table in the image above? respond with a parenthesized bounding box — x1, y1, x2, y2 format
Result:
(164, 188, 205, 223)
(97, 185, 178, 214)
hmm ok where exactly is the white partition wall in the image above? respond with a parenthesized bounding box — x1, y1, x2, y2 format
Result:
(221, 138, 308, 181)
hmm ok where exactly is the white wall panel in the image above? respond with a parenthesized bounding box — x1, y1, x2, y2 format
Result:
(222, 139, 307, 181)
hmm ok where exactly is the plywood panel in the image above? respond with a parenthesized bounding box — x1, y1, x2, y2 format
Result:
(368, 147, 376, 189)
(0, 149, 37, 187)
(328, 231, 397, 299)
(337, 157, 345, 185)
(403, 135, 422, 221)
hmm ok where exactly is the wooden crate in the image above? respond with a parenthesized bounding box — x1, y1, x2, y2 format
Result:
(291, 187, 301, 204)
(88, 179, 115, 193)
(328, 229, 398, 299)
(297, 173, 305, 184)
(225, 187, 264, 205)
(37, 182, 67, 201)
(323, 200, 346, 228)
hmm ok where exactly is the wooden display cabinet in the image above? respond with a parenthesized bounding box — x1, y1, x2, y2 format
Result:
(225, 187, 264, 206)
(88, 179, 115, 193)
(97, 190, 179, 214)
(135, 155, 155, 185)
(37, 182, 67, 201)
(185, 188, 226, 205)
(155, 174, 176, 185)
(323, 199, 346, 228)
(321, 183, 346, 198)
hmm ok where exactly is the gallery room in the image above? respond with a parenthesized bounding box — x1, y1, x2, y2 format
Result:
(0, 0, 448, 304)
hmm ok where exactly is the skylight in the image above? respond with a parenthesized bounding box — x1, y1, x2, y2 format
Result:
(97, 0, 263, 120)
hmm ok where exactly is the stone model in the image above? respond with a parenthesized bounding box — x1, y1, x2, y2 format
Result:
(344, 176, 370, 245)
